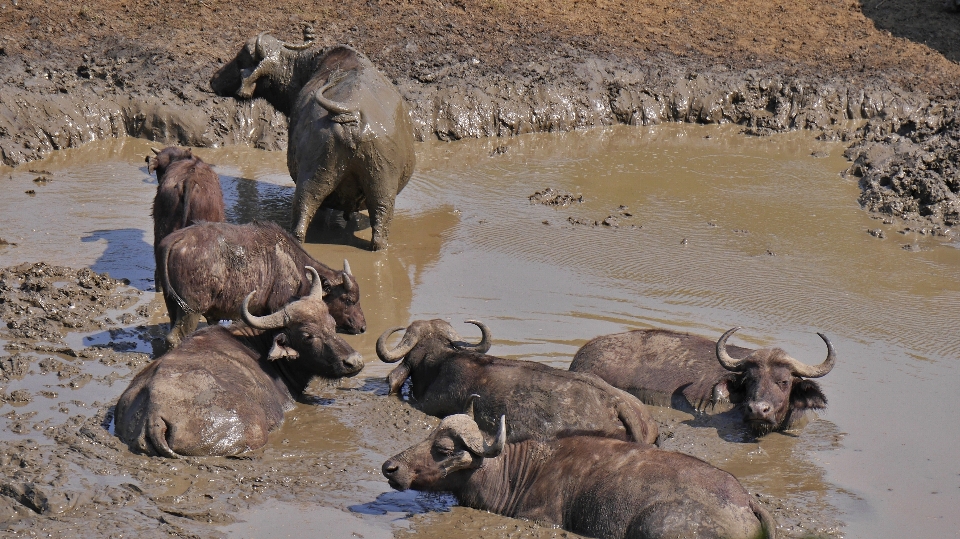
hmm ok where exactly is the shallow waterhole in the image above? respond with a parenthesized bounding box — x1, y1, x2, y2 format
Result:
(0, 124, 958, 538)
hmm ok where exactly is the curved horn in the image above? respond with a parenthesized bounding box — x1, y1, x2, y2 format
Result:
(716, 327, 747, 372)
(241, 291, 289, 330)
(452, 320, 492, 353)
(481, 415, 507, 458)
(343, 259, 352, 276)
(464, 394, 480, 419)
(151, 147, 161, 155)
(376, 326, 416, 363)
(254, 32, 270, 59)
(783, 333, 837, 378)
(315, 76, 355, 116)
(304, 266, 325, 299)
(282, 40, 314, 51)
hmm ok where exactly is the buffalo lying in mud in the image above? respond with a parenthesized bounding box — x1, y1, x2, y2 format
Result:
(570, 327, 836, 436)
(211, 30, 416, 250)
(156, 221, 365, 348)
(382, 403, 777, 539)
(376, 319, 658, 444)
(114, 268, 363, 457)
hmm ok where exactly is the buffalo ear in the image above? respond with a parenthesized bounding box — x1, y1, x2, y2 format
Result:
(387, 363, 411, 395)
(723, 374, 747, 404)
(790, 379, 828, 411)
(268, 333, 299, 361)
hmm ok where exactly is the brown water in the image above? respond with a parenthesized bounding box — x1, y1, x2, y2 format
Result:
(1, 125, 958, 539)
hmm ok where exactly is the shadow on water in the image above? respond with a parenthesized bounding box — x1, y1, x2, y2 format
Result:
(80, 228, 154, 291)
(861, 0, 960, 63)
(349, 490, 455, 517)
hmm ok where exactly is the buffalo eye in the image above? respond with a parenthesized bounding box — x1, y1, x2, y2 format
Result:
(433, 439, 455, 457)
(777, 380, 790, 390)
(302, 332, 314, 341)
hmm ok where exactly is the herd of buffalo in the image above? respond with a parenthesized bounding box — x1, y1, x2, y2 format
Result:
(107, 30, 840, 539)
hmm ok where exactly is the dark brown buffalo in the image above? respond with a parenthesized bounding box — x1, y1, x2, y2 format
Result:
(157, 221, 365, 347)
(382, 404, 777, 539)
(376, 319, 658, 444)
(115, 269, 363, 457)
(570, 327, 836, 436)
(147, 146, 225, 248)
(211, 30, 416, 250)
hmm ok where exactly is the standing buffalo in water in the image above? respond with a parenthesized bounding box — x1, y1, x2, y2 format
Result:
(211, 29, 416, 250)
(157, 221, 365, 348)
(115, 267, 363, 457)
(376, 319, 658, 444)
(382, 403, 777, 539)
(147, 146, 225, 289)
(570, 327, 836, 436)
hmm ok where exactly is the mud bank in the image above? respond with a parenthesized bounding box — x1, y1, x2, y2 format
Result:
(2, 0, 960, 234)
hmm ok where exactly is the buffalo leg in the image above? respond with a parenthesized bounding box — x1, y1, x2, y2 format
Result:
(165, 312, 202, 348)
(364, 185, 396, 251)
(290, 166, 344, 243)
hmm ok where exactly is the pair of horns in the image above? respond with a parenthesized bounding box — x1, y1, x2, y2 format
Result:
(376, 320, 492, 362)
(242, 266, 324, 329)
(716, 327, 836, 378)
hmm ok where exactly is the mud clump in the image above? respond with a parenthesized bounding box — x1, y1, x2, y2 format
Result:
(529, 187, 583, 207)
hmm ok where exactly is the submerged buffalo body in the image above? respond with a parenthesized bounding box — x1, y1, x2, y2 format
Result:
(383, 409, 776, 539)
(157, 221, 365, 347)
(570, 327, 836, 435)
(115, 270, 363, 457)
(376, 319, 658, 444)
(212, 32, 416, 250)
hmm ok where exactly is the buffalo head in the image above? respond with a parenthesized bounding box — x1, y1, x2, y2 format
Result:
(382, 395, 506, 491)
(210, 27, 316, 114)
(242, 265, 363, 378)
(716, 327, 835, 435)
(375, 319, 492, 395)
(321, 259, 366, 335)
(146, 146, 193, 179)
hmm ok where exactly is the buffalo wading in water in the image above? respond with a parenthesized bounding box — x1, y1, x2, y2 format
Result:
(114, 266, 363, 457)
(570, 327, 836, 436)
(146, 146, 225, 290)
(376, 319, 658, 444)
(211, 28, 416, 250)
(156, 221, 365, 348)
(382, 400, 777, 539)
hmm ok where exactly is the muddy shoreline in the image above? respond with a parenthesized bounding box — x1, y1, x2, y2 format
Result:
(2, 0, 960, 236)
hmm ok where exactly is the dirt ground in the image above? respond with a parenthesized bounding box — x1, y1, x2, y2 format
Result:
(1, 0, 960, 233)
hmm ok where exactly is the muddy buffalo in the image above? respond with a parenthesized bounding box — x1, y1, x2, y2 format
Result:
(211, 30, 416, 250)
(570, 327, 836, 435)
(157, 221, 365, 347)
(114, 268, 363, 457)
(376, 319, 658, 444)
(382, 404, 777, 539)
(147, 146, 225, 245)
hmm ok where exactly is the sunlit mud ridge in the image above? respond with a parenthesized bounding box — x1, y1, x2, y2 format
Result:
(2, 47, 957, 232)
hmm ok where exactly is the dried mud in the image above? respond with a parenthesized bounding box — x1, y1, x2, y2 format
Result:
(2, 0, 960, 235)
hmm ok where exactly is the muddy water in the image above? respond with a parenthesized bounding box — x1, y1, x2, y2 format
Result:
(1, 126, 958, 539)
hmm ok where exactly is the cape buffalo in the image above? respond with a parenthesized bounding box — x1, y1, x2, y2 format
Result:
(147, 146, 225, 290)
(211, 29, 416, 250)
(376, 319, 658, 444)
(382, 403, 777, 539)
(114, 267, 363, 457)
(157, 221, 365, 348)
(570, 327, 836, 436)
